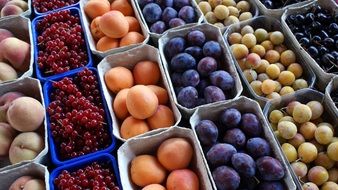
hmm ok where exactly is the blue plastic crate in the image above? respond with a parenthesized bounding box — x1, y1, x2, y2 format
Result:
(32, 7, 93, 82)
(43, 67, 116, 166)
(32, 0, 80, 16)
(50, 153, 122, 190)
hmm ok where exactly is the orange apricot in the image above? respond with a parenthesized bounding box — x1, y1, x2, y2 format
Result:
(126, 16, 141, 32)
(90, 16, 105, 40)
(96, 36, 119, 51)
(120, 116, 150, 139)
(113, 88, 129, 120)
(147, 105, 175, 130)
(99, 11, 129, 38)
(84, 0, 110, 20)
(126, 85, 159, 119)
(104, 67, 134, 93)
(120, 32, 145, 47)
(110, 0, 134, 16)
(133, 61, 160, 85)
(166, 169, 199, 190)
(147, 85, 169, 105)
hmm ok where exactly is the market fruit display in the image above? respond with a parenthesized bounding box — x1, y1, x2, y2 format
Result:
(9, 175, 45, 190)
(33, 0, 78, 13)
(35, 10, 89, 76)
(130, 137, 200, 189)
(164, 29, 236, 108)
(54, 161, 120, 190)
(259, 0, 307, 9)
(47, 68, 111, 160)
(199, 0, 254, 28)
(228, 25, 309, 99)
(0, 92, 45, 164)
(104, 60, 175, 139)
(138, 0, 199, 34)
(84, 0, 145, 51)
(0, 0, 28, 17)
(286, 5, 338, 74)
(268, 100, 338, 189)
(194, 107, 286, 189)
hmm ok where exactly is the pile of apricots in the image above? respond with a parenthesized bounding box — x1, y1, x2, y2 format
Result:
(84, 0, 145, 52)
(130, 137, 200, 190)
(104, 61, 175, 140)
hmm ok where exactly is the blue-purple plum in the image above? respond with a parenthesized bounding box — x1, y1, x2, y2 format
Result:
(178, 6, 196, 23)
(204, 86, 226, 103)
(209, 70, 234, 91)
(184, 46, 203, 60)
(196, 79, 210, 97)
(197, 57, 217, 77)
(156, 0, 173, 8)
(187, 30, 206, 46)
(258, 181, 284, 190)
(143, 3, 162, 24)
(207, 143, 237, 167)
(173, 0, 190, 9)
(168, 18, 186, 28)
(162, 7, 177, 23)
(164, 37, 186, 59)
(177, 86, 198, 108)
(170, 53, 196, 72)
(246, 137, 271, 159)
(150, 21, 166, 34)
(231, 153, 256, 177)
(195, 120, 218, 146)
(220, 108, 241, 128)
(212, 166, 240, 190)
(171, 72, 182, 86)
(138, 0, 154, 8)
(256, 156, 285, 181)
(223, 128, 246, 149)
(203, 41, 222, 58)
(182, 69, 200, 87)
(241, 113, 262, 137)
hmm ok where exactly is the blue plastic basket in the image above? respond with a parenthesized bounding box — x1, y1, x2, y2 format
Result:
(32, 0, 80, 16)
(32, 7, 93, 82)
(50, 153, 122, 190)
(43, 67, 116, 166)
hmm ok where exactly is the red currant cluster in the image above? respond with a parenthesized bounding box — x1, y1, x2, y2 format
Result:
(33, 0, 79, 13)
(36, 10, 88, 76)
(48, 68, 111, 160)
(54, 162, 120, 190)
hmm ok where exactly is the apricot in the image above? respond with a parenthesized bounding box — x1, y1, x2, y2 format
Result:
(110, 0, 134, 16)
(90, 16, 105, 41)
(0, 61, 17, 82)
(120, 116, 150, 139)
(126, 16, 141, 32)
(7, 97, 45, 132)
(130, 155, 167, 187)
(0, 37, 30, 72)
(113, 88, 129, 120)
(0, 4, 23, 17)
(157, 138, 193, 171)
(24, 179, 45, 190)
(133, 61, 160, 85)
(84, 0, 110, 20)
(147, 105, 174, 130)
(147, 85, 169, 105)
(0, 122, 16, 156)
(0, 28, 13, 42)
(142, 184, 167, 190)
(9, 176, 33, 190)
(104, 66, 134, 93)
(120, 32, 145, 47)
(9, 132, 44, 164)
(166, 169, 199, 190)
(96, 36, 119, 51)
(126, 85, 158, 119)
(99, 11, 129, 38)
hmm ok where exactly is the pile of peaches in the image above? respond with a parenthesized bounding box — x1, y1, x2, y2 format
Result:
(0, 92, 45, 165)
(0, 0, 28, 17)
(84, 0, 145, 52)
(104, 61, 175, 140)
(0, 28, 30, 83)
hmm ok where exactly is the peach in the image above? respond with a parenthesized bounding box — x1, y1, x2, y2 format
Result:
(7, 97, 45, 132)
(9, 132, 44, 164)
(0, 4, 23, 17)
(99, 11, 129, 38)
(0, 0, 9, 10)
(84, 0, 110, 20)
(5, 0, 28, 11)
(142, 184, 167, 190)
(0, 122, 16, 156)
(166, 169, 199, 190)
(0, 91, 24, 122)
(0, 37, 30, 72)
(0, 28, 13, 43)
(119, 32, 144, 47)
(24, 179, 45, 190)
(0, 61, 17, 82)
(9, 176, 33, 190)
(125, 16, 141, 32)
(96, 36, 119, 51)
(90, 16, 105, 41)
(110, 0, 134, 16)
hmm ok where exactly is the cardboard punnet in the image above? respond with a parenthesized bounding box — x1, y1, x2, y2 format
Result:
(0, 15, 33, 84)
(263, 89, 338, 189)
(117, 126, 213, 190)
(0, 162, 49, 190)
(97, 44, 182, 142)
(158, 23, 243, 118)
(0, 77, 48, 172)
(224, 16, 316, 107)
(281, 0, 338, 90)
(190, 96, 297, 190)
(325, 76, 338, 117)
(79, 0, 150, 58)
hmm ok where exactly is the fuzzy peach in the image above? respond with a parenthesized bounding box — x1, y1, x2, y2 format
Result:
(0, 28, 13, 43)
(0, 62, 17, 82)
(9, 176, 33, 190)
(0, 91, 24, 122)
(0, 122, 16, 156)
(0, 37, 30, 72)
(0, 4, 23, 17)
(24, 179, 45, 190)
